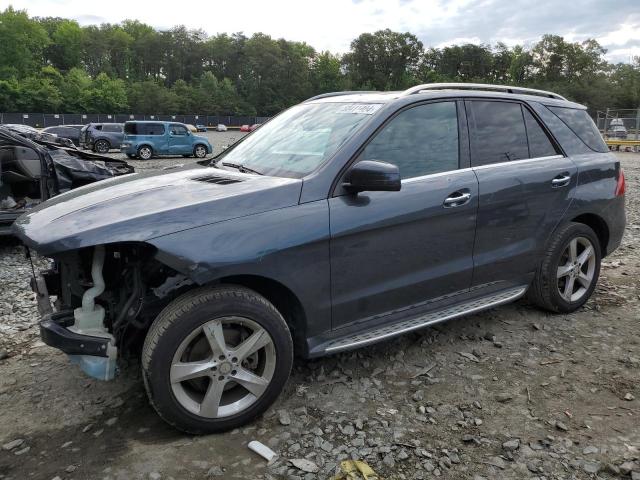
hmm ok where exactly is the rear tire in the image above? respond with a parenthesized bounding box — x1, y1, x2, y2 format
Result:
(528, 222, 601, 313)
(142, 285, 293, 434)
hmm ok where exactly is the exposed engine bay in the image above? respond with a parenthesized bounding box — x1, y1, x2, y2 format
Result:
(37, 243, 193, 380)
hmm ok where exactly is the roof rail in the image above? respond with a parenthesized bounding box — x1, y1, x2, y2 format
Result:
(305, 91, 378, 102)
(401, 83, 567, 101)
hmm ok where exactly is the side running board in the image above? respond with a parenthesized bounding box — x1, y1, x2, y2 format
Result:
(319, 285, 528, 355)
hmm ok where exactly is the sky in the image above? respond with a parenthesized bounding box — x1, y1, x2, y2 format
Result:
(8, 0, 640, 63)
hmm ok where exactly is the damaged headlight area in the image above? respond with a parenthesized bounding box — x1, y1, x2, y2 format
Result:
(35, 243, 193, 381)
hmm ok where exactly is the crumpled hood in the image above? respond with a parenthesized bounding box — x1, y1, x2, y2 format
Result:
(13, 164, 303, 255)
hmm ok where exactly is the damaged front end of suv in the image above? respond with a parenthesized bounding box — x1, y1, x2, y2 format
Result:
(13, 164, 305, 386)
(36, 242, 193, 380)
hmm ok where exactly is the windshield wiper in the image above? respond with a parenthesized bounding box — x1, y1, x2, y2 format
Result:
(216, 161, 264, 176)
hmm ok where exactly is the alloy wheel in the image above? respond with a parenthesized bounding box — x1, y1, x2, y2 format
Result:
(95, 140, 109, 153)
(170, 316, 276, 419)
(194, 145, 207, 158)
(556, 236, 596, 303)
(139, 147, 152, 160)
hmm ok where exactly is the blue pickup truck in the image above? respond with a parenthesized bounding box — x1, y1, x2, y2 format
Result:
(120, 121, 213, 160)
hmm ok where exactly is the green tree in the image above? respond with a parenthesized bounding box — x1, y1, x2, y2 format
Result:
(18, 70, 63, 111)
(84, 73, 128, 112)
(39, 18, 84, 71)
(128, 80, 175, 114)
(0, 78, 21, 111)
(344, 29, 423, 90)
(0, 7, 49, 78)
(2, 7, 639, 116)
(610, 62, 640, 108)
(311, 52, 347, 93)
(60, 68, 93, 112)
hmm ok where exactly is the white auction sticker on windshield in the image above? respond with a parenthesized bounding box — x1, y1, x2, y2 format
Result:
(335, 103, 382, 115)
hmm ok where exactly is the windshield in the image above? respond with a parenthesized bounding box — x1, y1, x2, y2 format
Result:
(217, 102, 381, 178)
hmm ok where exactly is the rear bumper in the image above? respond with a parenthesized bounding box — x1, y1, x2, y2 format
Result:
(40, 310, 110, 357)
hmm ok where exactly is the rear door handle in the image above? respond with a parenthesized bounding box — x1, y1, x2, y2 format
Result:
(443, 190, 471, 208)
(552, 173, 571, 188)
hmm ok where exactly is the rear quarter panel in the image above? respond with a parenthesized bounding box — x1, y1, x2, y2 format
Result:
(563, 152, 626, 255)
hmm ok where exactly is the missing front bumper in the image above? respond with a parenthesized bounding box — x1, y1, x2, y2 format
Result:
(40, 310, 117, 381)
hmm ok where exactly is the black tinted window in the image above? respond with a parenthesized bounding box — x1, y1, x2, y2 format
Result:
(547, 107, 607, 153)
(467, 101, 528, 166)
(124, 123, 165, 135)
(361, 101, 459, 179)
(523, 108, 559, 158)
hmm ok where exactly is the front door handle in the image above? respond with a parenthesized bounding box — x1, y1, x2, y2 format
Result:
(552, 173, 571, 188)
(443, 190, 471, 208)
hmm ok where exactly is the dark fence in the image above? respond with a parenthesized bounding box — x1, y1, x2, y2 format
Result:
(0, 113, 271, 128)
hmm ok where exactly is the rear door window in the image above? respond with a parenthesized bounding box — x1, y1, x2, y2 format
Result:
(547, 107, 607, 153)
(466, 100, 529, 166)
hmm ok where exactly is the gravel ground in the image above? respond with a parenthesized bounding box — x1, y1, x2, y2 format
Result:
(0, 153, 638, 480)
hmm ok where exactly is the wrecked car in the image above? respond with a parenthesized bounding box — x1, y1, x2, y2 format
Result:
(0, 125, 134, 235)
(14, 83, 625, 434)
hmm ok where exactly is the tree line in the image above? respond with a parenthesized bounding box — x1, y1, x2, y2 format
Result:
(1, 6, 639, 116)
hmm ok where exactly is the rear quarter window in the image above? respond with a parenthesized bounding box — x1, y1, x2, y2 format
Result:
(547, 107, 607, 153)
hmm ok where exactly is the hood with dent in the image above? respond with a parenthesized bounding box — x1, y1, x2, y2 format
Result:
(13, 164, 303, 255)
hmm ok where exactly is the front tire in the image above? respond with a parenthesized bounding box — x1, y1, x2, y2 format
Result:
(142, 285, 293, 434)
(528, 222, 601, 313)
(194, 144, 208, 158)
(137, 145, 153, 160)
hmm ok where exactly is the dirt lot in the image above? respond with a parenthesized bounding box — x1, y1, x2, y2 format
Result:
(0, 152, 638, 480)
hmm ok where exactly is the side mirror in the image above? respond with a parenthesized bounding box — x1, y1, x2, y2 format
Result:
(344, 160, 401, 193)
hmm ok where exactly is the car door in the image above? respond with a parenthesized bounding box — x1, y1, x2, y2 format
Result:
(329, 100, 478, 329)
(143, 123, 167, 153)
(466, 99, 577, 287)
(168, 124, 191, 154)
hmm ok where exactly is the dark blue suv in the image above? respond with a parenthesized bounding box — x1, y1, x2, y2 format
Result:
(15, 83, 626, 434)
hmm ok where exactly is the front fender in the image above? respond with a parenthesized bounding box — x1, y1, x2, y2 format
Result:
(147, 200, 332, 338)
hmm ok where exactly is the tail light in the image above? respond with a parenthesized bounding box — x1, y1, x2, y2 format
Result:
(615, 168, 625, 197)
